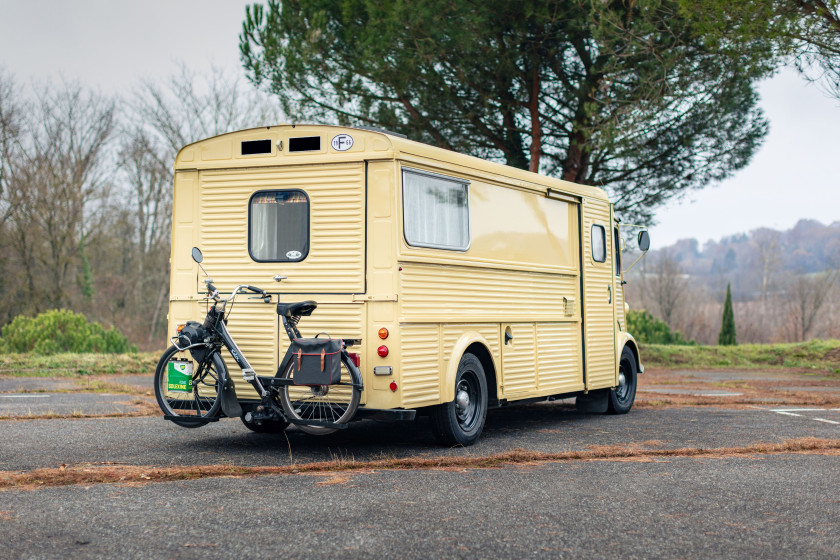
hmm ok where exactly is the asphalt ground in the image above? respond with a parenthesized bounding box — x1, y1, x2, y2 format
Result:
(0, 367, 838, 559)
(1, 454, 838, 559)
(0, 393, 146, 417)
(0, 404, 839, 471)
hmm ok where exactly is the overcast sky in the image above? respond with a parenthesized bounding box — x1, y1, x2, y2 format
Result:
(1, 0, 838, 248)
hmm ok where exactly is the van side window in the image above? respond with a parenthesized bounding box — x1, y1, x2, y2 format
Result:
(402, 168, 470, 251)
(614, 227, 621, 276)
(591, 224, 606, 263)
(249, 190, 309, 262)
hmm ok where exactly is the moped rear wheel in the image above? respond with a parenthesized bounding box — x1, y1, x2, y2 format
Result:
(277, 353, 360, 435)
(154, 345, 223, 427)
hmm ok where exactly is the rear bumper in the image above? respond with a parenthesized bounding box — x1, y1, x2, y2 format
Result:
(354, 408, 417, 422)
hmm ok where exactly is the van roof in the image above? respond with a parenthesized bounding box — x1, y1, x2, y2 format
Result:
(175, 124, 609, 201)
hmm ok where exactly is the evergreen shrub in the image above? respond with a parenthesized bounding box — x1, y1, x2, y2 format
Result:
(0, 309, 136, 354)
(626, 310, 695, 345)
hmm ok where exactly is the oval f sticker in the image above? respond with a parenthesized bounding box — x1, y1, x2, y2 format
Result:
(331, 134, 354, 151)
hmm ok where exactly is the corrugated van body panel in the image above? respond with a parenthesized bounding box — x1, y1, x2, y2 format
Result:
(615, 275, 626, 331)
(188, 162, 366, 400)
(224, 301, 365, 400)
(501, 323, 537, 395)
(198, 163, 365, 294)
(220, 301, 279, 398)
(441, 324, 501, 368)
(582, 199, 617, 389)
(399, 263, 578, 323)
(537, 322, 584, 392)
(399, 324, 442, 407)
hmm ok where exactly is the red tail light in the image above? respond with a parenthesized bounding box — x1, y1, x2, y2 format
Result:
(377, 345, 389, 357)
(348, 352, 361, 367)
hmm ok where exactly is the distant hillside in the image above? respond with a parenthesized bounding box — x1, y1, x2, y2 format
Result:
(624, 220, 840, 344)
(646, 219, 840, 300)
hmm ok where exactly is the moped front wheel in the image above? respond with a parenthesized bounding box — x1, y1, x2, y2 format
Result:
(276, 353, 360, 435)
(154, 345, 223, 427)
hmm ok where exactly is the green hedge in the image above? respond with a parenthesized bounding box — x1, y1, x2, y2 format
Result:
(626, 309, 695, 345)
(0, 309, 136, 355)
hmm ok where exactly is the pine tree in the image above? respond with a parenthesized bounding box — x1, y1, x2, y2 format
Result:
(241, 0, 773, 223)
(79, 231, 95, 302)
(718, 282, 737, 346)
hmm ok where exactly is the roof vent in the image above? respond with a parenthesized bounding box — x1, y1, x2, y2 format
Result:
(289, 136, 321, 152)
(241, 139, 272, 155)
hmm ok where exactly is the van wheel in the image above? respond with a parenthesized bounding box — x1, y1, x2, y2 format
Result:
(431, 353, 488, 446)
(608, 346, 637, 414)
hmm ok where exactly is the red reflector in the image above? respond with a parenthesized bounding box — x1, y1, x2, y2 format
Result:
(348, 352, 361, 367)
(389, 381, 398, 392)
(377, 345, 389, 357)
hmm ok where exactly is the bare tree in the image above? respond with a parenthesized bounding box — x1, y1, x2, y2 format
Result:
(645, 249, 690, 327)
(4, 81, 116, 310)
(784, 270, 839, 341)
(130, 64, 280, 157)
(0, 69, 24, 227)
(751, 228, 782, 305)
(122, 65, 282, 344)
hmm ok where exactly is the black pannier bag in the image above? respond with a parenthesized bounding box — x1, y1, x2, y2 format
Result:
(289, 334, 342, 385)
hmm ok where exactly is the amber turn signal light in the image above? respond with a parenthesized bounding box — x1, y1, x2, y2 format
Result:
(377, 345, 389, 357)
(378, 327, 389, 339)
(176, 324, 185, 333)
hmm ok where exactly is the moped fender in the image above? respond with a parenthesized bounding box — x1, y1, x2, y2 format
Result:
(220, 374, 243, 418)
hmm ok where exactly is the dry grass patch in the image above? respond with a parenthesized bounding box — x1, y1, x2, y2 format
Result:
(0, 397, 158, 421)
(637, 367, 840, 408)
(2, 437, 838, 491)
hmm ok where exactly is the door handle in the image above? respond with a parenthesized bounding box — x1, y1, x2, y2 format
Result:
(607, 284, 612, 304)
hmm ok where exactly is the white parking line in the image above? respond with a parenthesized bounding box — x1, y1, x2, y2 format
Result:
(768, 407, 839, 426)
(0, 394, 51, 398)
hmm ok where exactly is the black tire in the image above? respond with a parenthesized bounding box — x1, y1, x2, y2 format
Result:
(277, 352, 361, 436)
(154, 345, 223, 428)
(431, 353, 488, 446)
(240, 414, 289, 434)
(608, 346, 637, 414)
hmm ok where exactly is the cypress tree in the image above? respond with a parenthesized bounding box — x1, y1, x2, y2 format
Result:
(79, 231, 95, 302)
(718, 282, 737, 346)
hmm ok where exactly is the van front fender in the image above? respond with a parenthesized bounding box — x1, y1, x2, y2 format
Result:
(616, 331, 643, 374)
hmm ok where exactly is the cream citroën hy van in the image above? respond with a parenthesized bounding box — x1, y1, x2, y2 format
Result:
(167, 124, 649, 445)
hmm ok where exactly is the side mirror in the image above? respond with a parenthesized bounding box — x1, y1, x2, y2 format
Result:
(191, 247, 203, 264)
(637, 231, 651, 252)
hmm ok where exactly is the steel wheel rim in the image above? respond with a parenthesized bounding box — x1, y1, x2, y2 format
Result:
(616, 358, 633, 403)
(454, 370, 480, 431)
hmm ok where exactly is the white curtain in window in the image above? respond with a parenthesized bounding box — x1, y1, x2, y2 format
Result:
(250, 191, 309, 261)
(591, 224, 606, 262)
(250, 202, 275, 260)
(403, 170, 469, 250)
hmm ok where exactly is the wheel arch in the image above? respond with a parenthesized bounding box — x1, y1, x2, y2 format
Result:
(617, 332, 642, 375)
(442, 333, 498, 403)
